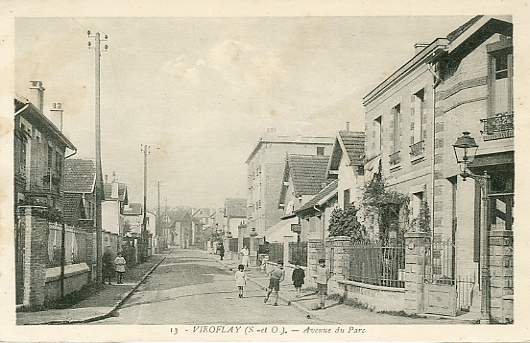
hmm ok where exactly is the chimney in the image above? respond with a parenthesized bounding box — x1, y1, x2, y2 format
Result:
(414, 43, 429, 55)
(111, 179, 119, 199)
(49, 102, 63, 131)
(29, 81, 45, 112)
(346, 121, 350, 132)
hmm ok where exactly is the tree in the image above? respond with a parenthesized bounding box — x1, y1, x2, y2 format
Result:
(328, 203, 367, 243)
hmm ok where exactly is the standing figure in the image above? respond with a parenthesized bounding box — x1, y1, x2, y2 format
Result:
(240, 246, 250, 269)
(264, 261, 285, 306)
(316, 258, 331, 309)
(102, 247, 114, 285)
(218, 242, 225, 260)
(292, 261, 305, 298)
(114, 251, 126, 284)
(234, 264, 247, 298)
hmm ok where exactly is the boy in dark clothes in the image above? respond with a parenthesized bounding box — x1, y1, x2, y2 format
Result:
(292, 261, 305, 298)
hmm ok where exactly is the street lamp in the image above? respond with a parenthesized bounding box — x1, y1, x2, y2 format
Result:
(452, 132, 491, 324)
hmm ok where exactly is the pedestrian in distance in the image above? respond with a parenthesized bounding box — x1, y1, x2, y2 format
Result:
(264, 261, 285, 306)
(292, 261, 305, 298)
(218, 242, 225, 261)
(240, 245, 250, 269)
(114, 251, 126, 284)
(234, 264, 247, 298)
(102, 247, 114, 285)
(316, 258, 331, 309)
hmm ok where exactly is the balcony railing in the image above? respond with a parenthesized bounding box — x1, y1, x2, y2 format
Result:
(409, 140, 425, 157)
(480, 112, 514, 141)
(389, 151, 401, 165)
(28, 167, 61, 193)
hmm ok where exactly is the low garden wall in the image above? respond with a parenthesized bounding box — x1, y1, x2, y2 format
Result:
(337, 279, 405, 312)
(45, 263, 90, 303)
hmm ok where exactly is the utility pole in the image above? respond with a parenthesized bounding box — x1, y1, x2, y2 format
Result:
(141, 144, 150, 262)
(88, 31, 108, 285)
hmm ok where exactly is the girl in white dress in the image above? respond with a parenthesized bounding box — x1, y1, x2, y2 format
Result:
(234, 264, 247, 298)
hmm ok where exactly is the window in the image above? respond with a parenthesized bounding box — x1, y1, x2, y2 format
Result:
(391, 104, 401, 153)
(55, 151, 62, 177)
(19, 139, 27, 176)
(317, 147, 325, 156)
(47, 145, 54, 171)
(411, 191, 424, 219)
(374, 116, 382, 151)
(411, 89, 426, 144)
(487, 36, 513, 117)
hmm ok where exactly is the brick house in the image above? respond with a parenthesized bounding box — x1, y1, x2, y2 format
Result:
(270, 154, 330, 243)
(14, 82, 77, 307)
(363, 16, 513, 322)
(246, 128, 333, 235)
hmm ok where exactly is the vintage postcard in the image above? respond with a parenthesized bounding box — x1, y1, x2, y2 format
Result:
(1, 0, 529, 342)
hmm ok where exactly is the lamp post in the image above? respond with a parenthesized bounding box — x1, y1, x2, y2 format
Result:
(452, 131, 491, 324)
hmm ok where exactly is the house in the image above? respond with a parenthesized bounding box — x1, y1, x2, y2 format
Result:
(246, 128, 333, 235)
(102, 174, 128, 238)
(363, 16, 513, 322)
(14, 81, 81, 307)
(269, 154, 330, 243)
(224, 198, 247, 238)
(162, 208, 192, 248)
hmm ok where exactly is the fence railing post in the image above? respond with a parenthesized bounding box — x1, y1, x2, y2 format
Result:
(404, 231, 429, 315)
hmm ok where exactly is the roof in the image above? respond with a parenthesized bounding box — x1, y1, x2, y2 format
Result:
(14, 95, 76, 151)
(123, 203, 143, 216)
(225, 198, 246, 218)
(327, 131, 365, 176)
(286, 154, 330, 197)
(62, 193, 85, 224)
(246, 133, 333, 163)
(103, 182, 128, 202)
(295, 179, 338, 216)
(364, 16, 512, 106)
(63, 159, 96, 193)
(165, 209, 192, 224)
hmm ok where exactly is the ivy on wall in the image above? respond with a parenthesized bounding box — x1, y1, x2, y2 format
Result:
(328, 203, 367, 243)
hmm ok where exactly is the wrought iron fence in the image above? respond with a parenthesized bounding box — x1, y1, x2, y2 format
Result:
(424, 238, 454, 284)
(389, 151, 401, 165)
(228, 237, 238, 252)
(288, 241, 308, 266)
(243, 237, 250, 250)
(47, 223, 92, 267)
(480, 112, 514, 137)
(268, 242, 284, 264)
(348, 243, 405, 288)
(409, 140, 425, 157)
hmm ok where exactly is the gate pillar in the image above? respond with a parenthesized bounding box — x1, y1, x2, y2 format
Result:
(404, 231, 429, 315)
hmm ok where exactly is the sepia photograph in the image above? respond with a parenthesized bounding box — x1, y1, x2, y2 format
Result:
(1, 1, 528, 342)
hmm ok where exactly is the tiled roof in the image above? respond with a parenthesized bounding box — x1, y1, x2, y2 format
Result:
(338, 131, 365, 166)
(225, 198, 246, 218)
(62, 193, 84, 224)
(288, 154, 330, 196)
(295, 179, 338, 215)
(123, 203, 142, 216)
(63, 159, 96, 193)
(103, 182, 128, 201)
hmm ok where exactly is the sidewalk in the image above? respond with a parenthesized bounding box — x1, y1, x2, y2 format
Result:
(205, 250, 477, 325)
(16, 251, 170, 325)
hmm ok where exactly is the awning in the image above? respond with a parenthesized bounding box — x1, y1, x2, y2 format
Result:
(364, 155, 381, 183)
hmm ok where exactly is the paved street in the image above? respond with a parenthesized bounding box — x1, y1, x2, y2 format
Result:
(94, 249, 323, 325)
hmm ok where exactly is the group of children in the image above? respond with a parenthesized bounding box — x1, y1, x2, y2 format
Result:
(234, 258, 330, 309)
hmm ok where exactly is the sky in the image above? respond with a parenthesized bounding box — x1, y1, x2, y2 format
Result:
(15, 16, 474, 209)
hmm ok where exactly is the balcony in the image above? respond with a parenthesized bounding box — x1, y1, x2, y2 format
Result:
(28, 167, 61, 193)
(389, 151, 401, 166)
(480, 112, 514, 141)
(409, 140, 425, 157)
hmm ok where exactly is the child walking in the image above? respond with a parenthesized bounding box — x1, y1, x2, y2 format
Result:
(235, 264, 247, 298)
(316, 258, 331, 309)
(264, 261, 285, 306)
(292, 261, 305, 298)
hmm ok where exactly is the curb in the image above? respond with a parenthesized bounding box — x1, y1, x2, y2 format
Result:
(34, 250, 172, 325)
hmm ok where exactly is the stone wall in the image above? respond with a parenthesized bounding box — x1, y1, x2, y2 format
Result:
(489, 230, 513, 323)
